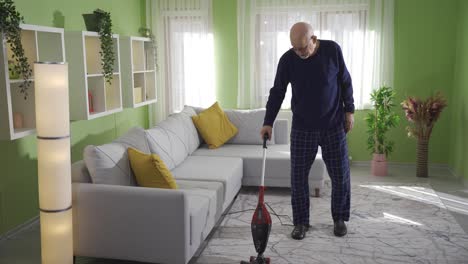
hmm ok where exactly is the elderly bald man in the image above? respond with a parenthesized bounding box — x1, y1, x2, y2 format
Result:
(260, 22, 354, 239)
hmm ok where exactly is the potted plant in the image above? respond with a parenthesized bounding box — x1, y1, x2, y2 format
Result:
(365, 86, 400, 176)
(83, 8, 115, 84)
(0, 0, 32, 99)
(401, 93, 447, 178)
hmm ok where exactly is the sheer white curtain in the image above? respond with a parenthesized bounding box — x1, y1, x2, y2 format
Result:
(150, 0, 215, 120)
(237, 0, 394, 110)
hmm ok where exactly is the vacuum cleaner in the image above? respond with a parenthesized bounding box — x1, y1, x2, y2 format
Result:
(240, 134, 272, 264)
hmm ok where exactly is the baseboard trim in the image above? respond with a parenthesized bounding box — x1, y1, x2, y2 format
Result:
(447, 166, 459, 179)
(447, 166, 468, 188)
(0, 215, 39, 242)
(352, 161, 467, 184)
(351, 161, 450, 169)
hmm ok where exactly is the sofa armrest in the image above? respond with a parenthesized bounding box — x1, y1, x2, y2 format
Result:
(72, 183, 190, 264)
(274, 119, 288, 144)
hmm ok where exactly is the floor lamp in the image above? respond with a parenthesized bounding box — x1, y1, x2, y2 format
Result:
(35, 62, 73, 264)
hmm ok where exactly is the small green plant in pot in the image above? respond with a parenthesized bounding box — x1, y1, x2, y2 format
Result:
(83, 8, 115, 84)
(0, 0, 32, 99)
(365, 86, 400, 176)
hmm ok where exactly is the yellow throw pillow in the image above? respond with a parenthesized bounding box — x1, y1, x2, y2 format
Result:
(127, 147, 178, 189)
(191, 102, 238, 149)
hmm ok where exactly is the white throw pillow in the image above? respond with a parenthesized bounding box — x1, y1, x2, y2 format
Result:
(169, 106, 200, 154)
(185, 105, 205, 144)
(84, 127, 150, 185)
(145, 106, 200, 170)
(225, 109, 275, 145)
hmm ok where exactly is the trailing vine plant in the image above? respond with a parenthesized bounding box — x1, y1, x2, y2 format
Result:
(0, 0, 32, 99)
(94, 8, 114, 85)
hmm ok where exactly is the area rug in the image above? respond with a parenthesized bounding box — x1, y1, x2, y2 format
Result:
(194, 182, 468, 264)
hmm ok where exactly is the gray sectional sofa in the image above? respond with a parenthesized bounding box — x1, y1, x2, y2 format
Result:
(71, 106, 326, 264)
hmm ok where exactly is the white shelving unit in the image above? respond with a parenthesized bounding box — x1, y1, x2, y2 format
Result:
(120, 36, 157, 108)
(0, 24, 65, 140)
(65, 31, 122, 120)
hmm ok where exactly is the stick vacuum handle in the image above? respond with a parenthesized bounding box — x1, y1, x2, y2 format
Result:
(263, 133, 268, 149)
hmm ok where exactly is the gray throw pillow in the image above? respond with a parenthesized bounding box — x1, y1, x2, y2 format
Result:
(84, 127, 150, 185)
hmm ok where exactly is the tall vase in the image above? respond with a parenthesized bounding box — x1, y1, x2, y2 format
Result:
(416, 137, 429, 177)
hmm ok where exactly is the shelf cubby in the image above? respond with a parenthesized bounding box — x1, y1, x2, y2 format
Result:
(121, 36, 157, 108)
(65, 31, 122, 120)
(106, 74, 122, 111)
(145, 71, 156, 101)
(0, 24, 65, 140)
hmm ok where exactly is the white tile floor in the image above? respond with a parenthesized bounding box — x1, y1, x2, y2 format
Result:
(349, 164, 468, 233)
(0, 165, 467, 264)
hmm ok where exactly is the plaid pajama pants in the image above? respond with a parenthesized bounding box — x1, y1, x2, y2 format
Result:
(290, 125, 351, 225)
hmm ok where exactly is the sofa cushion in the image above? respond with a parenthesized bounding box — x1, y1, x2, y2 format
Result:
(71, 160, 92, 183)
(191, 102, 238, 149)
(84, 127, 150, 185)
(170, 106, 200, 154)
(224, 109, 275, 145)
(171, 156, 243, 211)
(127, 147, 178, 189)
(192, 144, 325, 187)
(145, 106, 200, 170)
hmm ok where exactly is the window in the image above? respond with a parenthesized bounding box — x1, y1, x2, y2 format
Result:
(159, 0, 215, 113)
(238, 0, 394, 110)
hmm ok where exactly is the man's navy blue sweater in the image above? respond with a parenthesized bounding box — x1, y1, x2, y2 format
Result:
(263, 40, 355, 131)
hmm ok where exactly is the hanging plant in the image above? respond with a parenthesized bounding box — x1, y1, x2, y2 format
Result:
(94, 8, 115, 85)
(0, 0, 32, 100)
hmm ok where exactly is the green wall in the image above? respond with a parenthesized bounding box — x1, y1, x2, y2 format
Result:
(213, 0, 238, 109)
(450, 0, 468, 182)
(348, 0, 458, 163)
(212, 0, 459, 163)
(0, 0, 148, 235)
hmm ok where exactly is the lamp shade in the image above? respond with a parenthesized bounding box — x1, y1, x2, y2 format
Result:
(35, 62, 69, 137)
(34, 62, 73, 264)
(40, 210, 73, 263)
(37, 138, 71, 210)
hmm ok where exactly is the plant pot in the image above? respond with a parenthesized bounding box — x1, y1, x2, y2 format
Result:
(82, 13, 99, 32)
(416, 138, 429, 178)
(139, 27, 151, 38)
(371, 153, 387, 176)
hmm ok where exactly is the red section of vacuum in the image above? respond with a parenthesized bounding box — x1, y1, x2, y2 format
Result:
(241, 134, 272, 264)
(252, 186, 271, 225)
(250, 186, 272, 258)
